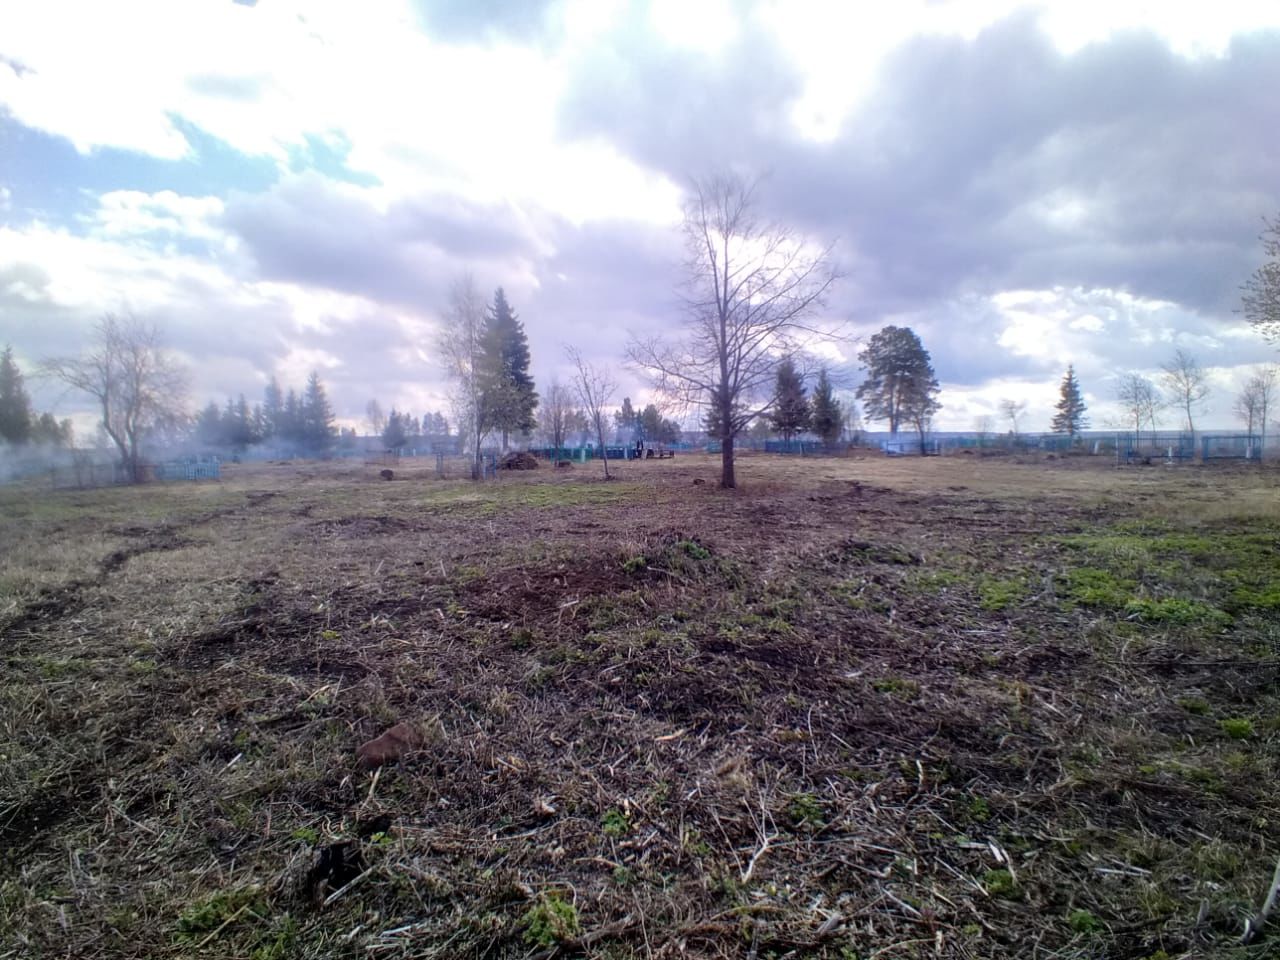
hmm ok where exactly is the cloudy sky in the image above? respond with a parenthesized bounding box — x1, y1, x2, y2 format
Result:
(2, 0, 1278, 434)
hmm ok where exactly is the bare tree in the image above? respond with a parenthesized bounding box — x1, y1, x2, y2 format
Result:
(1160, 348, 1210, 435)
(437, 273, 487, 478)
(1116, 373, 1163, 447)
(566, 346, 617, 479)
(973, 414, 994, 447)
(365, 398, 387, 437)
(1236, 366, 1277, 456)
(43, 314, 187, 482)
(540, 379, 575, 454)
(1234, 383, 1260, 434)
(1241, 213, 1280, 343)
(998, 399, 1026, 438)
(1257, 366, 1276, 455)
(627, 172, 838, 488)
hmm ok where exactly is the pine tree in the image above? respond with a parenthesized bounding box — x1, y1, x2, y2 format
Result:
(768, 357, 811, 443)
(810, 368, 843, 445)
(302, 371, 336, 455)
(640, 404, 664, 445)
(225, 394, 257, 452)
(262, 377, 284, 441)
(615, 397, 638, 442)
(478, 288, 537, 449)
(283, 389, 302, 450)
(1051, 365, 1088, 441)
(383, 409, 408, 451)
(0, 345, 33, 445)
(30, 413, 72, 447)
(856, 327, 940, 434)
(196, 401, 224, 448)
(857, 326, 941, 454)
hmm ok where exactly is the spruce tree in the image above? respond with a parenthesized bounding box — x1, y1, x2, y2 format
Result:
(810, 368, 843, 445)
(30, 413, 72, 447)
(0, 345, 33, 445)
(1051, 365, 1088, 441)
(283, 389, 302, 449)
(615, 397, 638, 441)
(302, 371, 336, 455)
(479, 288, 537, 450)
(263, 377, 284, 441)
(768, 357, 811, 443)
(196, 401, 224, 448)
(383, 409, 408, 451)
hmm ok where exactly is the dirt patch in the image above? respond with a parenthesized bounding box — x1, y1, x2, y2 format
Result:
(3, 455, 1279, 959)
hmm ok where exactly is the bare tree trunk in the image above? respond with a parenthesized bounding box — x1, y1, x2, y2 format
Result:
(721, 433, 735, 488)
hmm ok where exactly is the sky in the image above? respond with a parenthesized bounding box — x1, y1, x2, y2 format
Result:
(2, 0, 1279, 435)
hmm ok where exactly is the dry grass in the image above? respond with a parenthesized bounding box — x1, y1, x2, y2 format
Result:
(2, 453, 1278, 959)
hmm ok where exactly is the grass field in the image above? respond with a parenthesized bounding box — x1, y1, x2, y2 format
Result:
(2, 452, 1278, 959)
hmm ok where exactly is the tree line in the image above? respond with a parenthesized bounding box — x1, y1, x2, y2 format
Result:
(192, 371, 337, 459)
(11, 177, 1280, 487)
(0, 345, 74, 449)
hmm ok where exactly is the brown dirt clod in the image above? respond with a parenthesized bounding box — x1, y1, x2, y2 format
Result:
(355, 721, 425, 769)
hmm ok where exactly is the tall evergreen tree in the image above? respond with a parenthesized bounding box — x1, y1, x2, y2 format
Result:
(383, 409, 408, 451)
(857, 326, 941, 453)
(283, 389, 302, 449)
(30, 413, 72, 447)
(640, 404, 664, 444)
(225, 394, 258, 452)
(768, 357, 811, 442)
(302, 371, 336, 455)
(0, 345, 33, 445)
(810, 368, 843, 445)
(615, 397, 638, 441)
(478, 288, 537, 449)
(196, 401, 224, 448)
(1051, 365, 1089, 441)
(263, 376, 284, 441)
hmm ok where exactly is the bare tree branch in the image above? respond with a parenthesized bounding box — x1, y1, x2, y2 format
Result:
(42, 313, 187, 482)
(627, 171, 842, 488)
(566, 346, 617, 479)
(437, 273, 487, 479)
(1160, 348, 1210, 436)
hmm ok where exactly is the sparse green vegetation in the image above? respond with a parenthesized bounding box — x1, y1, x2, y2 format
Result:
(601, 808, 630, 838)
(788, 792, 826, 829)
(521, 893, 581, 947)
(1220, 718, 1255, 740)
(1068, 908, 1102, 934)
(872, 676, 920, 699)
(983, 869, 1018, 898)
(3, 455, 1279, 959)
(175, 886, 266, 942)
(978, 576, 1027, 611)
(1059, 566, 1135, 607)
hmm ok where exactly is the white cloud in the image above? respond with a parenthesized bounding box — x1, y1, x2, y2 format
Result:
(91, 190, 229, 246)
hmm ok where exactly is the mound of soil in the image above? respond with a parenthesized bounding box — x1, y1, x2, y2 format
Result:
(499, 451, 539, 470)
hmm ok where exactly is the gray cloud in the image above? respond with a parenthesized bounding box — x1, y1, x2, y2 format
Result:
(222, 173, 543, 309)
(8, 6, 1279, 433)
(560, 15, 1280, 322)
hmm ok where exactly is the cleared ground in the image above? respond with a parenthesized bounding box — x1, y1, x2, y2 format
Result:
(1, 452, 1278, 959)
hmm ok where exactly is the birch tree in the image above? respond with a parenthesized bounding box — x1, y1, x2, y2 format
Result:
(437, 274, 488, 478)
(627, 172, 838, 488)
(43, 314, 187, 481)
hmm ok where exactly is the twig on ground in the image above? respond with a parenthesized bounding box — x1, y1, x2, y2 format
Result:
(1242, 854, 1280, 944)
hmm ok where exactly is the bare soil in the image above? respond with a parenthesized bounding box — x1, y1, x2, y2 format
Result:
(1, 453, 1278, 959)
